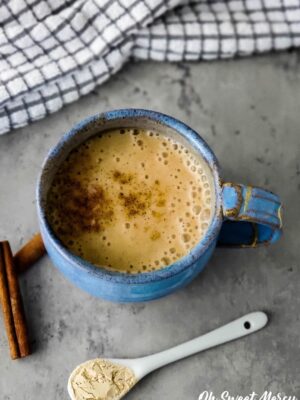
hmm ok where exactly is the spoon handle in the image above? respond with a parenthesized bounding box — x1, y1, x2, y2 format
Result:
(135, 311, 267, 379)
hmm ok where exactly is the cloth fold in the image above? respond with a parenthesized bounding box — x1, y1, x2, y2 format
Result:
(0, 0, 299, 135)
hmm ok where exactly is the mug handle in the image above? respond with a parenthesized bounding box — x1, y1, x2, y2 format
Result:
(217, 183, 283, 247)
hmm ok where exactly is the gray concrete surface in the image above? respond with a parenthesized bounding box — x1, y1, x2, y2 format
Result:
(0, 52, 299, 399)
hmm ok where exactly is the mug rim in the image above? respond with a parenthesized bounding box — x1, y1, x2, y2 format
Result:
(37, 108, 223, 284)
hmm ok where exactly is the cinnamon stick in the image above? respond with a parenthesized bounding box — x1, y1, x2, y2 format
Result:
(2, 241, 30, 357)
(14, 233, 45, 274)
(0, 245, 19, 359)
(0, 234, 45, 359)
(0, 241, 30, 359)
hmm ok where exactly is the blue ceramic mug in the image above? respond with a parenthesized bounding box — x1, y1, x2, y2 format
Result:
(37, 109, 282, 302)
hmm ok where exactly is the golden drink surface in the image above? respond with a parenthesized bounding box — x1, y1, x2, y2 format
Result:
(46, 128, 215, 273)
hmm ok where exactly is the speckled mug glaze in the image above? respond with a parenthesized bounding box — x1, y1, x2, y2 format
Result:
(37, 109, 282, 302)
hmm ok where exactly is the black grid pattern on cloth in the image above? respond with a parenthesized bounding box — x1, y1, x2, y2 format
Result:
(0, 0, 300, 134)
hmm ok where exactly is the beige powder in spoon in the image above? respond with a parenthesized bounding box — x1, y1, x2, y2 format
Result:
(69, 358, 136, 400)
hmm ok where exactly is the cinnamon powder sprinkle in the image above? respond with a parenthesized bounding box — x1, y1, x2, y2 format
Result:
(118, 190, 152, 217)
(112, 169, 134, 184)
(48, 179, 114, 237)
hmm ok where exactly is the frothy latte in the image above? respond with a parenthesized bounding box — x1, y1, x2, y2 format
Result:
(46, 128, 215, 273)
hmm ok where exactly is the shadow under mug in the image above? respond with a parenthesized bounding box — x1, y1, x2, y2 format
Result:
(37, 109, 283, 302)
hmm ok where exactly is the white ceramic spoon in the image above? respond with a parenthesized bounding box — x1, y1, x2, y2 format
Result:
(68, 311, 267, 399)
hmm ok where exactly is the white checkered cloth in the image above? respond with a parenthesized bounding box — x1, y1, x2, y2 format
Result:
(1, 0, 300, 134)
